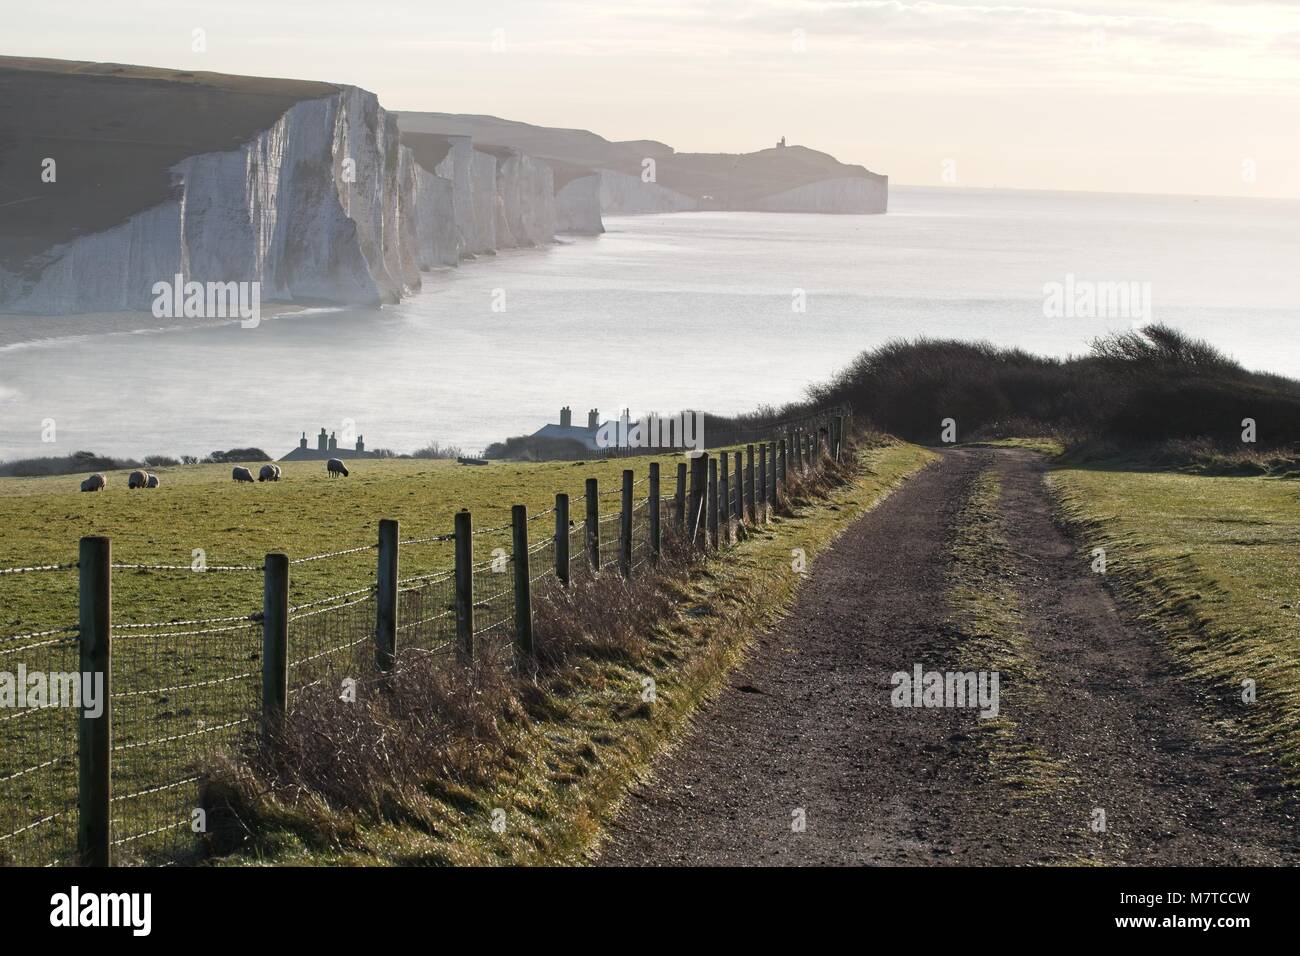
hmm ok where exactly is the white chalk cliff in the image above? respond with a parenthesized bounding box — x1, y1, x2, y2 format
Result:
(0, 66, 888, 316)
(0, 86, 591, 314)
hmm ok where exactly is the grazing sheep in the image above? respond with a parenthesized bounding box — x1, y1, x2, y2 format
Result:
(128, 470, 149, 489)
(327, 458, 349, 478)
(80, 473, 106, 492)
(232, 466, 255, 483)
(258, 464, 279, 482)
(145, 473, 160, 488)
(272, 464, 282, 480)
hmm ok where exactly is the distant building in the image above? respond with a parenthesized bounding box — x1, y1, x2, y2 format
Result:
(279, 428, 379, 461)
(529, 406, 613, 451)
(777, 136, 786, 148)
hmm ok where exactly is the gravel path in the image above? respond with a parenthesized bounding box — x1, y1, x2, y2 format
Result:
(595, 448, 1300, 865)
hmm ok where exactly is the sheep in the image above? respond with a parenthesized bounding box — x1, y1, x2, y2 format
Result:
(272, 464, 282, 480)
(232, 466, 255, 483)
(145, 473, 160, 489)
(327, 458, 349, 478)
(258, 464, 279, 482)
(128, 470, 149, 489)
(80, 473, 106, 492)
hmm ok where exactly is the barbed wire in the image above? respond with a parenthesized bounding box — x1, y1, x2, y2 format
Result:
(289, 544, 375, 565)
(0, 624, 78, 645)
(112, 562, 262, 573)
(0, 561, 77, 575)
(287, 591, 372, 623)
(287, 585, 375, 614)
(114, 613, 255, 630)
(398, 532, 455, 546)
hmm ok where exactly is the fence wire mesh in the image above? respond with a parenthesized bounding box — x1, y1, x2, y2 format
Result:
(0, 633, 80, 867)
(109, 619, 260, 864)
(1, 436, 837, 866)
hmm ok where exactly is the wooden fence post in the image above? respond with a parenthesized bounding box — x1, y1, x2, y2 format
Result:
(262, 552, 289, 741)
(376, 519, 398, 672)
(674, 462, 687, 530)
(719, 453, 730, 545)
(745, 444, 756, 523)
(758, 443, 769, 524)
(688, 453, 708, 545)
(511, 505, 534, 659)
(454, 510, 474, 662)
(586, 478, 601, 571)
(648, 463, 661, 564)
(833, 415, 845, 461)
(555, 493, 570, 586)
(766, 441, 776, 512)
(620, 470, 633, 578)
(707, 456, 719, 550)
(78, 536, 111, 868)
(733, 451, 743, 522)
(779, 438, 787, 492)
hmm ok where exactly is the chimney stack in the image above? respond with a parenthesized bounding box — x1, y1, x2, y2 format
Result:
(560, 405, 572, 428)
(588, 408, 599, 430)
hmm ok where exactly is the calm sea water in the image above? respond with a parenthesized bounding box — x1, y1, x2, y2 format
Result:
(1, 186, 1297, 461)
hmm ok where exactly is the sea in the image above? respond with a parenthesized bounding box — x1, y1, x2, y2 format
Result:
(1, 185, 1297, 461)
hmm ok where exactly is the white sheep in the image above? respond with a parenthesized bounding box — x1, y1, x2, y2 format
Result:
(80, 474, 106, 492)
(327, 458, 349, 478)
(232, 466, 255, 483)
(145, 473, 160, 488)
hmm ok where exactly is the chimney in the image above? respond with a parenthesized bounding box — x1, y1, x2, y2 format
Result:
(356, 435, 365, 453)
(299, 432, 307, 450)
(588, 408, 599, 430)
(560, 406, 572, 428)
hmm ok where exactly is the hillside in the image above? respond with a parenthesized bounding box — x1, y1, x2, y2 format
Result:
(397, 111, 887, 213)
(0, 57, 339, 277)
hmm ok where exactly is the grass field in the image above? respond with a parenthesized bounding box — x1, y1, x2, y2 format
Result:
(1049, 463, 1300, 785)
(0, 453, 686, 864)
(0, 456, 652, 636)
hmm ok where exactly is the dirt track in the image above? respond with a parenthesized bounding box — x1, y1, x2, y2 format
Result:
(595, 448, 1300, 866)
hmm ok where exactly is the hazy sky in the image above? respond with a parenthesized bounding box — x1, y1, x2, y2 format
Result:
(6, 1, 1300, 198)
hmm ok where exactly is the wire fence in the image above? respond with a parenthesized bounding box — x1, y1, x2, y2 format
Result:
(0, 407, 849, 867)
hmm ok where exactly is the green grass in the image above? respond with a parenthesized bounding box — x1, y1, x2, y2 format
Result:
(0, 457, 653, 635)
(962, 437, 1066, 457)
(208, 438, 937, 865)
(1049, 463, 1300, 785)
(947, 465, 1073, 802)
(0, 454, 671, 864)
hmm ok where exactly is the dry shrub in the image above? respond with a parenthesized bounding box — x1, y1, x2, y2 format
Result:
(221, 646, 518, 823)
(532, 524, 696, 668)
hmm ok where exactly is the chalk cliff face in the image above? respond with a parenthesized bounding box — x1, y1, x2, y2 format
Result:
(598, 170, 698, 215)
(554, 173, 605, 235)
(492, 150, 558, 247)
(0, 81, 572, 315)
(1, 87, 420, 311)
(750, 175, 888, 214)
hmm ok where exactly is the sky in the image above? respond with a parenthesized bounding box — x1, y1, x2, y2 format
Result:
(5, 1, 1300, 198)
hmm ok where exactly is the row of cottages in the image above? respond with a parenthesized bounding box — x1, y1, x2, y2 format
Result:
(279, 428, 380, 462)
(529, 406, 694, 451)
